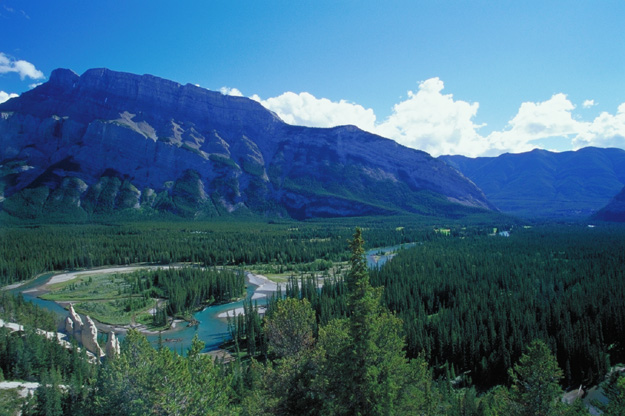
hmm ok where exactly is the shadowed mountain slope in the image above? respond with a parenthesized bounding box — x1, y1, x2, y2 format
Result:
(594, 185, 625, 222)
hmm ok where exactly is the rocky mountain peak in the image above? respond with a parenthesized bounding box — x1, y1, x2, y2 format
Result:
(48, 68, 80, 88)
(0, 67, 495, 220)
(8, 67, 282, 131)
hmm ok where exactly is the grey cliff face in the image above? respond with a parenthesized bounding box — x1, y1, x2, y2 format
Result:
(0, 67, 494, 219)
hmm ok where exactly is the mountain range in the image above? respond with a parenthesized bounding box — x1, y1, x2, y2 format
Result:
(440, 147, 625, 219)
(0, 68, 494, 220)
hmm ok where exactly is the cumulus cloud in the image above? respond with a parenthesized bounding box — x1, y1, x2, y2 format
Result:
(249, 78, 625, 157)
(487, 96, 625, 154)
(0, 91, 19, 104)
(573, 104, 625, 149)
(219, 86, 243, 97)
(484, 94, 581, 155)
(254, 91, 376, 130)
(583, 99, 596, 108)
(0, 52, 45, 80)
(375, 78, 487, 156)
(251, 78, 488, 156)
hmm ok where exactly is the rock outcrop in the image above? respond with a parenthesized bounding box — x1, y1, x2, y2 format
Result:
(105, 331, 121, 357)
(0, 67, 495, 219)
(65, 304, 84, 333)
(64, 304, 105, 358)
(64, 316, 73, 333)
(81, 316, 104, 358)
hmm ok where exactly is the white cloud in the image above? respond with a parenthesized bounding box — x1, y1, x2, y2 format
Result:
(483, 94, 580, 155)
(252, 78, 488, 156)
(0, 52, 45, 80)
(240, 80, 625, 157)
(486, 96, 625, 153)
(375, 78, 487, 156)
(508, 94, 578, 137)
(254, 91, 376, 130)
(573, 104, 625, 149)
(0, 91, 18, 104)
(583, 99, 596, 108)
(28, 82, 43, 89)
(219, 86, 243, 97)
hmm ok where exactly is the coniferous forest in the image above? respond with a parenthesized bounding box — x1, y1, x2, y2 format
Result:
(122, 267, 246, 317)
(0, 218, 432, 286)
(0, 219, 624, 415)
(279, 226, 625, 389)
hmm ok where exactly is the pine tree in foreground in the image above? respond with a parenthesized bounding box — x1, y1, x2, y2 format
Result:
(316, 227, 438, 415)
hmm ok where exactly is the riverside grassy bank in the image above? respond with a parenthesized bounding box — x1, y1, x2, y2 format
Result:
(29, 264, 245, 332)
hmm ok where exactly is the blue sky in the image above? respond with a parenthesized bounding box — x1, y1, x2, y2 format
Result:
(1, 1, 624, 157)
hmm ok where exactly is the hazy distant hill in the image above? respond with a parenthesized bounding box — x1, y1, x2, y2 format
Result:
(440, 147, 625, 219)
(0, 68, 494, 220)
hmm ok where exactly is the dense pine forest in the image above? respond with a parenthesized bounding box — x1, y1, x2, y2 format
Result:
(1, 219, 624, 415)
(119, 267, 246, 319)
(273, 225, 625, 389)
(0, 217, 445, 286)
(371, 226, 625, 389)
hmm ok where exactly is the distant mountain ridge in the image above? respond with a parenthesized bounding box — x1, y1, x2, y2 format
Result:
(440, 147, 625, 219)
(0, 68, 494, 220)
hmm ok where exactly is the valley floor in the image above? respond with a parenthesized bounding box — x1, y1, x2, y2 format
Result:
(10, 266, 281, 336)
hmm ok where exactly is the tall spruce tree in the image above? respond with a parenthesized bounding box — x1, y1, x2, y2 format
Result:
(265, 297, 316, 359)
(316, 228, 436, 415)
(508, 339, 565, 416)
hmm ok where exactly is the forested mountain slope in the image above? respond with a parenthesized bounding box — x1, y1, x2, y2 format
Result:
(0, 68, 494, 220)
(440, 147, 625, 219)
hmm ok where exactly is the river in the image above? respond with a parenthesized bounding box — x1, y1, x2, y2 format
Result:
(7, 242, 416, 353)
(366, 242, 418, 269)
